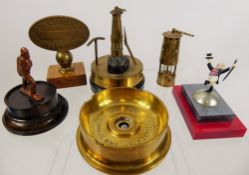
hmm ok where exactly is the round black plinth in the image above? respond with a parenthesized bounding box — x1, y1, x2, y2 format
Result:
(90, 78, 145, 93)
(2, 81, 68, 135)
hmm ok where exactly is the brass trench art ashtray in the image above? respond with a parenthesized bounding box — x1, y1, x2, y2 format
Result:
(29, 15, 90, 88)
(76, 88, 171, 174)
(88, 7, 144, 93)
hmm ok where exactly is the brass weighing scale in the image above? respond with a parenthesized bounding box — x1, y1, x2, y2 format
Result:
(76, 87, 171, 174)
(88, 7, 144, 92)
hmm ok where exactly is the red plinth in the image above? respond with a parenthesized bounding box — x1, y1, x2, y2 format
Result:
(173, 85, 247, 140)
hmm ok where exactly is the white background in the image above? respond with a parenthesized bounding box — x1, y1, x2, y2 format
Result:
(1, 0, 249, 175)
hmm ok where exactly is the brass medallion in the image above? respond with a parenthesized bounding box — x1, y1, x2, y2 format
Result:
(29, 15, 89, 51)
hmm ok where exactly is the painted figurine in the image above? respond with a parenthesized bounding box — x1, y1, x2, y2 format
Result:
(17, 47, 43, 101)
(204, 53, 237, 92)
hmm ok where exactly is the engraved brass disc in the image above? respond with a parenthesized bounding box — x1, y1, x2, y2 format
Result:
(29, 15, 89, 51)
(77, 87, 171, 174)
(90, 55, 144, 90)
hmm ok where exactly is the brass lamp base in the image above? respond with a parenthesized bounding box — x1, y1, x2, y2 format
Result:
(76, 88, 171, 174)
(90, 55, 144, 93)
(157, 71, 175, 87)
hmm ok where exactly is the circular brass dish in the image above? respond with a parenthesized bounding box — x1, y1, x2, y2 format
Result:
(77, 88, 171, 174)
(90, 55, 144, 92)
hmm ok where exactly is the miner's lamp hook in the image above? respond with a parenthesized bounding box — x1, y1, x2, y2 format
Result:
(172, 28, 194, 37)
(111, 6, 126, 14)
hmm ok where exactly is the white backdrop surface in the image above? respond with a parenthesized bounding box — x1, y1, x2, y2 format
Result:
(0, 0, 249, 175)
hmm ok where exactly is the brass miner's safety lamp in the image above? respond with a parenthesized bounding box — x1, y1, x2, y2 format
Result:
(157, 28, 194, 87)
(88, 6, 144, 92)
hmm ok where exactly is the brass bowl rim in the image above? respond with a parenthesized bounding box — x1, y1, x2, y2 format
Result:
(79, 87, 169, 149)
(76, 126, 171, 175)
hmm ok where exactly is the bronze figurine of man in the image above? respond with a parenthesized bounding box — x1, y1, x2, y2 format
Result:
(17, 47, 43, 101)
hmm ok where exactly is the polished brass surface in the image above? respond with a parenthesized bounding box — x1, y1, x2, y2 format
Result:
(29, 15, 89, 72)
(157, 28, 194, 87)
(77, 88, 171, 174)
(56, 50, 75, 73)
(193, 89, 220, 107)
(91, 55, 144, 89)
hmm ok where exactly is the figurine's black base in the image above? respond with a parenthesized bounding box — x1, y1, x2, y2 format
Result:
(2, 81, 68, 135)
(182, 84, 235, 122)
(90, 78, 145, 93)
